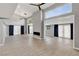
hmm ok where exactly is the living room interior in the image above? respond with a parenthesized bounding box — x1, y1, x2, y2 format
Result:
(0, 3, 79, 56)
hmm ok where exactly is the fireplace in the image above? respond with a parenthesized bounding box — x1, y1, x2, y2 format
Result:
(33, 32, 40, 36)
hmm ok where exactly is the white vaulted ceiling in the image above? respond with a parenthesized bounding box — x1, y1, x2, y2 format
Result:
(14, 3, 38, 18)
(14, 3, 54, 18)
(0, 3, 54, 19)
(0, 3, 17, 19)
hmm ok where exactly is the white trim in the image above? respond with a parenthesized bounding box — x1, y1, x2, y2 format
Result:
(73, 15, 76, 50)
(73, 46, 79, 50)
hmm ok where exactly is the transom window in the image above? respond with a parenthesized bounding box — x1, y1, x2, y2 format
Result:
(45, 4, 72, 19)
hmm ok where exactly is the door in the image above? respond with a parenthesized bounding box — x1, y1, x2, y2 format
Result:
(71, 23, 73, 40)
(58, 25, 64, 37)
(14, 26, 20, 35)
(58, 24, 72, 39)
(21, 26, 24, 34)
(64, 24, 71, 39)
(54, 24, 58, 37)
(28, 25, 30, 34)
(9, 25, 14, 36)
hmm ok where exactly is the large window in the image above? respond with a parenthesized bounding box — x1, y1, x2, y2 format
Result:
(64, 24, 71, 38)
(45, 4, 72, 19)
(14, 26, 20, 35)
(58, 25, 64, 37)
(58, 24, 71, 39)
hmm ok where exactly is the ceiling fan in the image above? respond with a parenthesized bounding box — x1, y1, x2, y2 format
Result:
(29, 3, 45, 11)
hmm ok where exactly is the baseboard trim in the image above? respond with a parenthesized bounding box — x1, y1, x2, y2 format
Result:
(73, 46, 79, 50)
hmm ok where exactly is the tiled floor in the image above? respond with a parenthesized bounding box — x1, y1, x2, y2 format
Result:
(0, 35, 79, 56)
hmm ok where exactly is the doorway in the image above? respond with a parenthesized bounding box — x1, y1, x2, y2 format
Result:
(9, 25, 14, 36)
(14, 26, 20, 35)
(54, 24, 58, 37)
(28, 24, 33, 34)
(21, 26, 24, 34)
(58, 24, 73, 39)
(9, 25, 24, 36)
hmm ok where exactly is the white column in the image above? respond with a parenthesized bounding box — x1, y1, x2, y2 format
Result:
(32, 10, 44, 39)
(72, 4, 79, 49)
(0, 21, 6, 46)
(41, 10, 44, 39)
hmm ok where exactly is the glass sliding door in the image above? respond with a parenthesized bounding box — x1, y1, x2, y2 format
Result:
(14, 26, 20, 35)
(64, 24, 71, 39)
(58, 25, 64, 37)
(58, 24, 71, 39)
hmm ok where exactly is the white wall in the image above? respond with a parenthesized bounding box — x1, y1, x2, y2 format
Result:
(0, 3, 17, 18)
(3, 19, 25, 26)
(6, 19, 25, 36)
(0, 19, 25, 45)
(0, 21, 4, 45)
(72, 4, 79, 49)
(44, 15, 74, 37)
(14, 26, 20, 35)
(32, 11, 42, 39)
(44, 15, 74, 25)
(32, 11, 41, 33)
